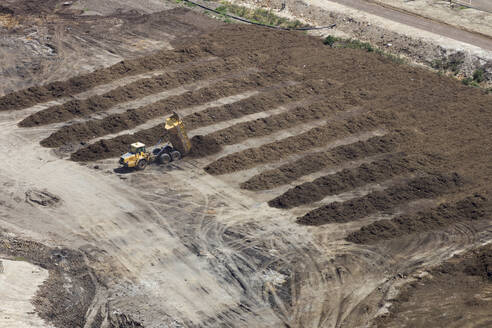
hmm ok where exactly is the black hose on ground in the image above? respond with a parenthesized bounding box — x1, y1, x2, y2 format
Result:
(182, 0, 337, 31)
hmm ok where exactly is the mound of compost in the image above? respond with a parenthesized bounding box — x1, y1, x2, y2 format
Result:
(241, 132, 406, 190)
(297, 173, 463, 225)
(346, 194, 491, 244)
(188, 135, 222, 158)
(205, 112, 389, 175)
(268, 153, 438, 209)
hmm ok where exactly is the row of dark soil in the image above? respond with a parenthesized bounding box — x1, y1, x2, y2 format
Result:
(208, 99, 357, 146)
(0, 46, 209, 111)
(269, 153, 437, 209)
(346, 194, 491, 244)
(19, 57, 245, 127)
(3, 23, 352, 112)
(204, 111, 393, 175)
(241, 131, 406, 190)
(42, 71, 281, 148)
(69, 80, 330, 161)
(296, 173, 463, 226)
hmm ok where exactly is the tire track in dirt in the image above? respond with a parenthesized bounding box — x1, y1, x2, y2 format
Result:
(0, 46, 211, 111)
(268, 153, 438, 209)
(68, 80, 330, 161)
(297, 173, 463, 226)
(42, 70, 279, 148)
(19, 57, 245, 127)
(204, 111, 392, 175)
(346, 194, 491, 244)
(240, 132, 407, 191)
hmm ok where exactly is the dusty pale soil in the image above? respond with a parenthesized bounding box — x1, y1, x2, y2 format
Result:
(373, 0, 492, 36)
(0, 1, 491, 328)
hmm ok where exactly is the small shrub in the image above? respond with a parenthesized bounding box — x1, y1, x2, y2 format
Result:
(472, 69, 484, 83)
(323, 35, 339, 47)
(215, 5, 227, 14)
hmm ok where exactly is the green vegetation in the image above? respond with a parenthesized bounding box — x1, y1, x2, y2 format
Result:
(431, 57, 463, 75)
(12, 256, 28, 262)
(323, 35, 405, 64)
(322, 35, 338, 47)
(176, 0, 196, 7)
(214, 3, 308, 29)
(472, 69, 485, 83)
(462, 69, 485, 87)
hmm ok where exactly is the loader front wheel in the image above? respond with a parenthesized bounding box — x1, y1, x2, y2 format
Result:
(159, 153, 171, 164)
(170, 150, 181, 161)
(136, 159, 147, 170)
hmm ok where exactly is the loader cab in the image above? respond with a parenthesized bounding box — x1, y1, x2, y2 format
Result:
(130, 142, 146, 154)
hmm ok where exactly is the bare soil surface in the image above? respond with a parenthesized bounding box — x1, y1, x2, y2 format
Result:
(241, 132, 405, 190)
(374, 243, 492, 328)
(229, 0, 492, 82)
(297, 173, 463, 225)
(347, 194, 492, 244)
(268, 153, 435, 209)
(0, 2, 491, 328)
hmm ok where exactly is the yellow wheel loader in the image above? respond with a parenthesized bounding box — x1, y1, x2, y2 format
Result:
(119, 112, 191, 170)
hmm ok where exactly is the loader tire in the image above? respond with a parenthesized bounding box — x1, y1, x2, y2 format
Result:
(159, 153, 171, 164)
(136, 159, 147, 170)
(170, 151, 181, 161)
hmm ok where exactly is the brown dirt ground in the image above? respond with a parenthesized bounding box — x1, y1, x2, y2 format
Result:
(375, 243, 492, 328)
(268, 153, 438, 209)
(241, 132, 406, 190)
(22, 57, 244, 126)
(204, 111, 390, 175)
(68, 80, 330, 161)
(346, 194, 492, 244)
(297, 173, 463, 225)
(2, 21, 492, 327)
(0, 235, 96, 328)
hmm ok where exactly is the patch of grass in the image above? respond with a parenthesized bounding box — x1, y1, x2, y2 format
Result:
(431, 57, 463, 75)
(462, 68, 486, 87)
(323, 35, 405, 64)
(12, 256, 28, 262)
(215, 3, 309, 29)
(323, 35, 340, 47)
(176, 0, 196, 7)
(472, 69, 485, 83)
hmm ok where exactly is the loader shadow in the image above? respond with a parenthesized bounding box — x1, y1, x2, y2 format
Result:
(113, 167, 134, 174)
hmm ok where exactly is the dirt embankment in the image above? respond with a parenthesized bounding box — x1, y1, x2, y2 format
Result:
(41, 71, 283, 148)
(269, 154, 437, 209)
(205, 111, 392, 175)
(0, 46, 209, 111)
(0, 235, 96, 328)
(19, 57, 245, 126)
(376, 243, 492, 327)
(297, 173, 463, 225)
(241, 132, 405, 190)
(346, 194, 491, 244)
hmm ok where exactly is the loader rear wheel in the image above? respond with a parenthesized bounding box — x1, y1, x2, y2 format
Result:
(159, 153, 171, 164)
(170, 151, 181, 161)
(136, 159, 147, 170)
